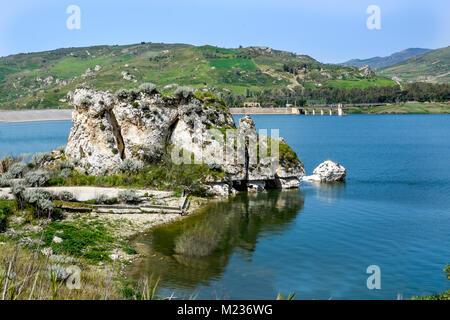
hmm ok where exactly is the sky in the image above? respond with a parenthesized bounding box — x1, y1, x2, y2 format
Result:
(0, 0, 449, 63)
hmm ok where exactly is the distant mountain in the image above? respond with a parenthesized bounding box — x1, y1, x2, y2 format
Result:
(342, 48, 431, 69)
(378, 46, 450, 83)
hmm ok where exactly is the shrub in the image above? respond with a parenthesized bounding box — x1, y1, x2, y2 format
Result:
(59, 168, 72, 178)
(112, 148, 119, 155)
(57, 191, 75, 202)
(139, 83, 158, 95)
(174, 86, 194, 100)
(32, 152, 53, 167)
(118, 159, 144, 174)
(25, 170, 50, 187)
(57, 146, 66, 154)
(0, 177, 10, 187)
(22, 188, 54, 218)
(118, 189, 140, 204)
(59, 160, 74, 171)
(0, 156, 14, 174)
(0, 214, 7, 233)
(96, 194, 119, 205)
(5, 162, 27, 179)
(11, 181, 27, 207)
(116, 88, 129, 100)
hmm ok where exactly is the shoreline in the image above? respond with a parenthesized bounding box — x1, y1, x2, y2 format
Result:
(1, 104, 450, 123)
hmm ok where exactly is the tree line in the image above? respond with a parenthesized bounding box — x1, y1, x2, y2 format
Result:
(224, 82, 450, 107)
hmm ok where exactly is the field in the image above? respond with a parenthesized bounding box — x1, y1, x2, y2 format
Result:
(346, 102, 450, 114)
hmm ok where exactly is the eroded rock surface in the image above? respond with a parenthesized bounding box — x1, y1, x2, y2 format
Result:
(66, 87, 304, 195)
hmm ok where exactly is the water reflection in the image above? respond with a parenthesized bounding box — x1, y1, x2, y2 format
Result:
(302, 181, 346, 203)
(128, 189, 305, 292)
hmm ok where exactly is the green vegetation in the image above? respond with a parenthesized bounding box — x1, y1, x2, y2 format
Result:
(346, 102, 450, 114)
(43, 219, 115, 263)
(46, 161, 225, 197)
(378, 46, 450, 83)
(1, 42, 436, 110)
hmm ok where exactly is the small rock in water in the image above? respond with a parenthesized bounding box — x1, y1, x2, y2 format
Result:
(302, 160, 346, 182)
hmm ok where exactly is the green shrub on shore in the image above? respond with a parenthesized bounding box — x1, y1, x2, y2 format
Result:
(47, 161, 221, 197)
(24, 169, 50, 187)
(32, 152, 53, 167)
(5, 162, 27, 179)
(118, 189, 140, 204)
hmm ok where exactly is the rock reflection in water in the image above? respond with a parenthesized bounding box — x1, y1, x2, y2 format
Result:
(127, 189, 305, 293)
(303, 181, 346, 203)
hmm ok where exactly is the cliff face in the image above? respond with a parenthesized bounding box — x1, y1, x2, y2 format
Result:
(66, 87, 304, 194)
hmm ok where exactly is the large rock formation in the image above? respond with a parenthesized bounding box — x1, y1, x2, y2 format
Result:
(302, 160, 346, 182)
(66, 86, 304, 195)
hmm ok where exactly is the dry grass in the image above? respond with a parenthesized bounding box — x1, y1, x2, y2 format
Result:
(0, 242, 121, 300)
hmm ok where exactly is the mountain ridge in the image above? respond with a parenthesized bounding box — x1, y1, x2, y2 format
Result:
(341, 48, 431, 69)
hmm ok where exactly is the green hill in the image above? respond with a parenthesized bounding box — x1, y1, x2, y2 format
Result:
(0, 42, 398, 109)
(342, 48, 431, 69)
(378, 46, 450, 83)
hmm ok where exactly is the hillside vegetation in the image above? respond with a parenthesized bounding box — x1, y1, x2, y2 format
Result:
(0, 43, 397, 110)
(378, 46, 450, 83)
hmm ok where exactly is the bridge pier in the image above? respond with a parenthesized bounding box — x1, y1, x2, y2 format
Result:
(338, 103, 344, 116)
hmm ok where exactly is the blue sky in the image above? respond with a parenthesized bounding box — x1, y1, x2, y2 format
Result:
(0, 0, 448, 63)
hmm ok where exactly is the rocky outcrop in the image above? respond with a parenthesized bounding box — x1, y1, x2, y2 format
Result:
(66, 86, 304, 195)
(302, 160, 346, 182)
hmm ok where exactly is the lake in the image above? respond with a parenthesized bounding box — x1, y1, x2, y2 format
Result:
(1, 115, 449, 299)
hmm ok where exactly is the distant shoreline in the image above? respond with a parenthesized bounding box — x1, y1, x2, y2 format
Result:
(0, 103, 449, 123)
(0, 109, 73, 123)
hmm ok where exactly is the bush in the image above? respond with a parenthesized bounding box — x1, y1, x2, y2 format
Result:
(174, 86, 194, 100)
(32, 152, 53, 167)
(118, 159, 144, 174)
(116, 88, 129, 100)
(59, 160, 74, 171)
(96, 194, 119, 205)
(0, 176, 10, 187)
(0, 156, 14, 174)
(11, 181, 27, 207)
(22, 188, 54, 218)
(0, 214, 7, 233)
(56, 191, 75, 202)
(139, 83, 158, 95)
(5, 162, 27, 179)
(57, 146, 66, 154)
(25, 170, 50, 187)
(118, 189, 140, 204)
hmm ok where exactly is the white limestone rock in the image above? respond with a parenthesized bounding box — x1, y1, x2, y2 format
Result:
(303, 160, 346, 182)
(65, 87, 305, 194)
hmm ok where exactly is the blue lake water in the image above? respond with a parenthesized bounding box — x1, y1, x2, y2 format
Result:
(1, 115, 449, 299)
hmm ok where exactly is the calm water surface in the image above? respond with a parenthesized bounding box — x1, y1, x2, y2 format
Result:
(1, 115, 449, 299)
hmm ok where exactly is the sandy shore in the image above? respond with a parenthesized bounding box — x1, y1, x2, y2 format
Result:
(0, 109, 73, 123)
